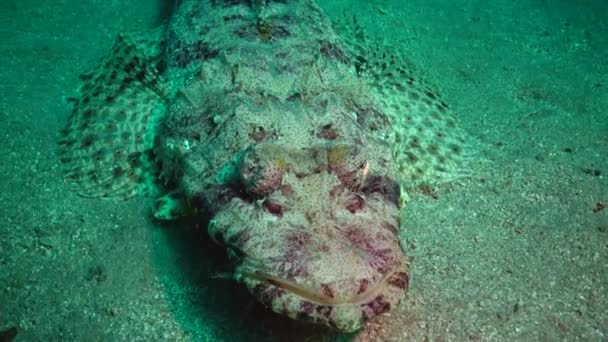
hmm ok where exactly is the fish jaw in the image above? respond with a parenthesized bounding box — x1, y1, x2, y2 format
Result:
(237, 266, 409, 332)
(208, 168, 409, 332)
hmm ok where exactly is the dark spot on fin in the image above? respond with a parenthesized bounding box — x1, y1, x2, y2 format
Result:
(319, 39, 350, 64)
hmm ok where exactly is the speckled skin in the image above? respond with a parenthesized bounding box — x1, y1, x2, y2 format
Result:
(156, 0, 409, 332)
(58, 0, 413, 332)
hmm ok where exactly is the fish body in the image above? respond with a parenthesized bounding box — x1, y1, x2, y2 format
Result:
(59, 0, 471, 332)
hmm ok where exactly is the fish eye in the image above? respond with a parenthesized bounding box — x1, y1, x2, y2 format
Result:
(239, 150, 286, 196)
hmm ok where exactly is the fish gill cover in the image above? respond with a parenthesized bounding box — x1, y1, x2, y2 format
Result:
(56, 0, 475, 334)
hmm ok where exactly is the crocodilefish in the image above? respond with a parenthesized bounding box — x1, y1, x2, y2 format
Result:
(58, 0, 472, 332)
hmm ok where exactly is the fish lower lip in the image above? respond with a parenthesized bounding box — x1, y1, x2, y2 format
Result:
(242, 271, 399, 306)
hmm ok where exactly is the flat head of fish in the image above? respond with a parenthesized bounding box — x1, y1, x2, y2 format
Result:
(164, 84, 409, 331)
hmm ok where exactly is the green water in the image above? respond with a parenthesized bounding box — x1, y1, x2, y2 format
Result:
(1, 1, 607, 341)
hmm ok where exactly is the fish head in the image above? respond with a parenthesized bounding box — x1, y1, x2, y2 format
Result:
(206, 142, 409, 332)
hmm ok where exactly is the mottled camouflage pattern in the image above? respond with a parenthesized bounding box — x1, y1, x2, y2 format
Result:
(59, 0, 472, 332)
(157, 0, 408, 331)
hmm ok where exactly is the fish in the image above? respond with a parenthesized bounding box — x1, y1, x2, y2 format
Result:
(57, 0, 473, 332)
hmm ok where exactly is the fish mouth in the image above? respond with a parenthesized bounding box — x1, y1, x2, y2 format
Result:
(241, 269, 402, 306)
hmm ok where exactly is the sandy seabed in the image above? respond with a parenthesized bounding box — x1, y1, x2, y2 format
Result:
(1, 1, 606, 341)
